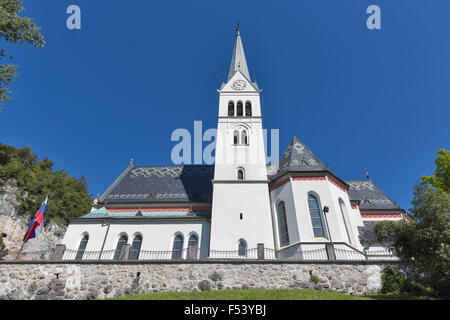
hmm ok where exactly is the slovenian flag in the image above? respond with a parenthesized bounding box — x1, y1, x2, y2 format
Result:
(23, 194, 49, 243)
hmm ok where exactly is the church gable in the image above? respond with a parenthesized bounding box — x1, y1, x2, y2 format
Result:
(220, 70, 259, 93)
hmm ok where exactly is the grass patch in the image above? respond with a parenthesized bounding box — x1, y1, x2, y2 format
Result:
(105, 289, 432, 300)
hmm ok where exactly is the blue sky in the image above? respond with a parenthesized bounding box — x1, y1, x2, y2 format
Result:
(0, 0, 449, 212)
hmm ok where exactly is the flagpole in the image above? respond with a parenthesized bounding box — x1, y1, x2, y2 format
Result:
(15, 241, 27, 260)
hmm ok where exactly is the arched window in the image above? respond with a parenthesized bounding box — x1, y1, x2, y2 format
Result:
(233, 130, 239, 145)
(245, 101, 252, 116)
(171, 234, 184, 260)
(308, 194, 327, 238)
(277, 201, 290, 246)
(128, 234, 142, 260)
(75, 234, 89, 261)
(228, 101, 234, 116)
(237, 101, 243, 116)
(238, 239, 247, 256)
(339, 199, 352, 244)
(186, 234, 199, 260)
(114, 234, 128, 260)
(237, 168, 245, 180)
(241, 130, 248, 145)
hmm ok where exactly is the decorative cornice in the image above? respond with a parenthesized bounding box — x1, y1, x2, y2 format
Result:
(69, 217, 210, 223)
(361, 214, 403, 219)
(269, 172, 348, 193)
(107, 206, 211, 212)
(212, 180, 269, 184)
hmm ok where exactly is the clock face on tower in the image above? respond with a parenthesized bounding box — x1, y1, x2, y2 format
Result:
(231, 80, 247, 90)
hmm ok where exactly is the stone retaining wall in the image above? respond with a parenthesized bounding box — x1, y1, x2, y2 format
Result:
(0, 261, 402, 300)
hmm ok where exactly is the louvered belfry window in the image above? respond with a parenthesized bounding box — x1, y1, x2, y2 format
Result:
(228, 101, 235, 116)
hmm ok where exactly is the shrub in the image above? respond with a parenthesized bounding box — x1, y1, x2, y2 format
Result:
(381, 266, 432, 297)
(0, 236, 7, 260)
(310, 275, 319, 284)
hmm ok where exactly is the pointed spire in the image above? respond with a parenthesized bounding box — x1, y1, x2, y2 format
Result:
(228, 23, 251, 82)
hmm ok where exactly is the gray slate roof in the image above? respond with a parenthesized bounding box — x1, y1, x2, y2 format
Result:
(99, 165, 214, 203)
(357, 221, 378, 243)
(346, 180, 400, 210)
(267, 135, 329, 180)
(97, 140, 400, 212)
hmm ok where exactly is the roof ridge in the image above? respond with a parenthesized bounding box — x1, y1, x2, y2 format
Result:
(99, 164, 134, 202)
(132, 164, 214, 168)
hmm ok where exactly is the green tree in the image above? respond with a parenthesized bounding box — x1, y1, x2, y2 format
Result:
(0, 0, 45, 109)
(0, 143, 92, 226)
(375, 149, 450, 297)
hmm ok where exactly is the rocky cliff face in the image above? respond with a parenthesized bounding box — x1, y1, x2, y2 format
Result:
(0, 180, 65, 255)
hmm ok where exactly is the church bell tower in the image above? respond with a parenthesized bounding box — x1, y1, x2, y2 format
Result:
(209, 25, 275, 254)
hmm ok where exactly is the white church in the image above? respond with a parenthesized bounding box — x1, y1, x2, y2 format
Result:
(61, 27, 411, 261)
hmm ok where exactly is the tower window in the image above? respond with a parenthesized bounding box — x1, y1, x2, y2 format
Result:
(241, 130, 248, 145)
(237, 168, 245, 180)
(237, 101, 243, 116)
(238, 239, 247, 256)
(228, 101, 235, 116)
(233, 130, 239, 145)
(245, 101, 252, 116)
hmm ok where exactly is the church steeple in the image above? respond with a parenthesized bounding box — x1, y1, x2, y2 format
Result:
(228, 23, 251, 82)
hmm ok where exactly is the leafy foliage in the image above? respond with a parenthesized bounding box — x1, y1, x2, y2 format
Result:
(380, 266, 431, 297)
(0, 0, 45, 108)
(0, 236, 6, 259)
(0, 143, 92, 226)
(374, 149, 450, 297)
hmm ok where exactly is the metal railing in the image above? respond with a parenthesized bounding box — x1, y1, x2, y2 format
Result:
(366, 249, 399, 261)
(279, 248, 329, 261)
(0, 246, 398, 262)
(2, 249, 55, 261)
